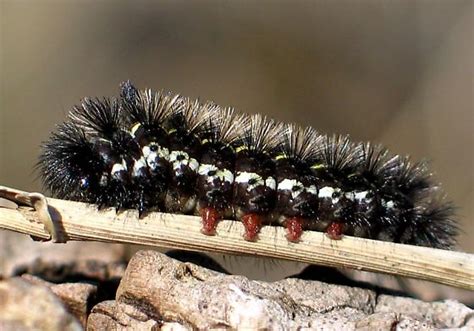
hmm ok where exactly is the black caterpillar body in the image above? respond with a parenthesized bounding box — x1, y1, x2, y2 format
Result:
(39, 81, 458, 248)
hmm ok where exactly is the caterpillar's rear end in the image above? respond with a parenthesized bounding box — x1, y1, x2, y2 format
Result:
(38, 81, 458, 249)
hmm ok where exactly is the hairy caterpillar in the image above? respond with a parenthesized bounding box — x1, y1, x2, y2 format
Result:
(38, 81, 458, 249)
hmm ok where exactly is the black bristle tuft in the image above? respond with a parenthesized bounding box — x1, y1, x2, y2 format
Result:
(38, 122, 104, 202)
(69, 98, 122, 139)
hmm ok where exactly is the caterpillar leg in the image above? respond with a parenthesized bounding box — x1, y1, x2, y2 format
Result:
(241, 213, 263, 242)
(326, 221, 344, 240)
(200, 207, 221, 236)
(284, 217, 304, 243)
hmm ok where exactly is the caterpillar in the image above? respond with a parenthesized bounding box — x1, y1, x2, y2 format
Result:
(38, 81, 458, 249)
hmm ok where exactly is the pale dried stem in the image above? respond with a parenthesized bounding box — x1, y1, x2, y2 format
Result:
(0, 185, 472, 290)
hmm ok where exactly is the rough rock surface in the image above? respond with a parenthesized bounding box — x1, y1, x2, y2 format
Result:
(87, 300, 161, 330)
(1, 249, 472, 330)
(0, 277, 82, 331)
(94, 250, 471, 330)
(0, 258, 126, 330)
(21, 274, 98, 326)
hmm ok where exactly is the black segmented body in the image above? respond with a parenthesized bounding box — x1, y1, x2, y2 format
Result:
(38, 81, 458, 248)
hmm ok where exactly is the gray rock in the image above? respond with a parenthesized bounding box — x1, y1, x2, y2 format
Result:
(110, 250, 473, 330)
(0, 277, 82, 331)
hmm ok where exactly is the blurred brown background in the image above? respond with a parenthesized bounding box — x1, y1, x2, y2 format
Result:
(1, 0, 472, 267)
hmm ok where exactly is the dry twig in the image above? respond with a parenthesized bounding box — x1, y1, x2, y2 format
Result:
(0, 185, 472, 290)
